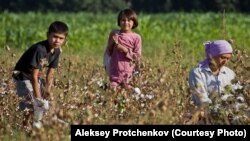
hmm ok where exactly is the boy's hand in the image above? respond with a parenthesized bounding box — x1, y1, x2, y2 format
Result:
(35, 98, 49, 111)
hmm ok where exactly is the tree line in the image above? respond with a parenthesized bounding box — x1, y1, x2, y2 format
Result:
(0, 0, 249, 13)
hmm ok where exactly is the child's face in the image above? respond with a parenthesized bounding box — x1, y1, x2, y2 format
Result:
(213, 53, 232, 68)
(47, 32, 67, 48)
(119, 16, 134, 32)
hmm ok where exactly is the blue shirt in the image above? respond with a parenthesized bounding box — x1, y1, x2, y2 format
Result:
(189, 64, 235, 105)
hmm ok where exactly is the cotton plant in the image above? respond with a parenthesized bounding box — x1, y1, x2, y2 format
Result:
(132, 87, 154, 101)
(190, 79, 250, 124)
(209, 80, 249, 124)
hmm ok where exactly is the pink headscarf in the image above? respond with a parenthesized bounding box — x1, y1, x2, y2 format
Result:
(199, 40, 233, 67)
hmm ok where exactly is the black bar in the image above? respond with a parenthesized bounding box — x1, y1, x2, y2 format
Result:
(71, 125, 250, 140)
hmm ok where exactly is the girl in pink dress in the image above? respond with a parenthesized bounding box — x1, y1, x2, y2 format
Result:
(104, 8, 142, 90)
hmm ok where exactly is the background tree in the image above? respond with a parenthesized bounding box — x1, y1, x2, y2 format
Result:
(0, 0, 249, 13)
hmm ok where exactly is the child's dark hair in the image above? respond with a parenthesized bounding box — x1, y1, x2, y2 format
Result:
(48, 21, 69, 36)
(117, 8, 138, 29)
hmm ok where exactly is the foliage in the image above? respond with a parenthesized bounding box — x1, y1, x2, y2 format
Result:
(1, 12, 250, 63)
(1, 0, 250, 13)
(0, 0, 129, 13)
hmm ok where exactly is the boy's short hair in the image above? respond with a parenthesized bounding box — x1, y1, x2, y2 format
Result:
(48, 21, 69, 36)
(118, 8, 138, 29)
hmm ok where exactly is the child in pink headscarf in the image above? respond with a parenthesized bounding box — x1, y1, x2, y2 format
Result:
(189, 40, 235, 106)
(104, 8, 142, 90)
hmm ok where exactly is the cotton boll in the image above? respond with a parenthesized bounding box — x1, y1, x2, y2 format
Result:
(221, 94, 234, 101)
(145, 94, 154, 100)
(232, 82, 243, 90)
(133, 71, 139, 76)
(236, 96, 245, 103)
(133, 87, 141, 95)
(97, 80, 103, 87)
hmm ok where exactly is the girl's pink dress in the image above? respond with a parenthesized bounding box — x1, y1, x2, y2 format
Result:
(106, 30, 142, 89)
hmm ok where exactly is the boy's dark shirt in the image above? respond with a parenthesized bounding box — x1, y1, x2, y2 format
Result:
(14, 40, 61, 80)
